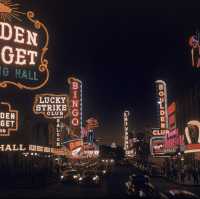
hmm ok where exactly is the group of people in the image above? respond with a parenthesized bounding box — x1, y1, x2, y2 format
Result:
(161, 164, 200, 185)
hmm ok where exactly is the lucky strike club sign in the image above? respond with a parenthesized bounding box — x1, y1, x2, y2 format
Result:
(0, 1, 49, 90)
(33, 94, 68, 119)
(0, 102, 18, 136)
(68, 77, 82, 129)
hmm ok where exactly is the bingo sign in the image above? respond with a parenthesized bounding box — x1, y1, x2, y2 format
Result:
(68, 77, 82, 134)
(0, 102, 18, 136)
(33, 94, 68, 119)
(0, 1, 49, 90)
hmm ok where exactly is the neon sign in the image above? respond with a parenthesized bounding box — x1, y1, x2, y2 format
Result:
(124, 110, 130, 152)
(86, 118, 99, 130)
(152, 128, 169, 136)
(33, 93, 69, 147)
(168, 102, 176, 130)
(155, 80, 168, 129)
(150, 136, 165, 156)
(0, 144, 25, 152)
(189, 33, 200, 68)
(164, 128, 184, 154)
(33, 94, 69, 119)
(185, 120, 200, 153)
(0, 1, 49, 90)
(68, 77, 82, 134)
(0, 102, 18, 136)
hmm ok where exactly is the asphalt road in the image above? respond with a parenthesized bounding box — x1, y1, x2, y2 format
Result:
(1, 164, 200, 198)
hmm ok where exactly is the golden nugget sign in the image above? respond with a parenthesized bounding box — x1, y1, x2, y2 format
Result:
(33, 94, 68, 119)
(0, 102, 18, 136)
(0, 1, 49, 90)
(156, 80, 168, 129)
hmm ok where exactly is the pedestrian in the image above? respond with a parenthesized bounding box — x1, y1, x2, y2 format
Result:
(193, 168, 199, 185)
(180, 168, 185, 184)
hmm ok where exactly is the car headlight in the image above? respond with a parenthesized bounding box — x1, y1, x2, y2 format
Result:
(60, 175, 64, 180)
(73, 175, 78, 179)
(93, 175, 99, 181)
(79, 177, 83, 181)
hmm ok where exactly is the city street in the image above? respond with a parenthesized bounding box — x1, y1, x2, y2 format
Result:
(1, 163, 200, 198)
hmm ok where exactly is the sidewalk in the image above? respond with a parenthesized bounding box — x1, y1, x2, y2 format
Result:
(0, 174, 59, 189)
(133, 164, 200, 187)
(160, 174, 200, 187)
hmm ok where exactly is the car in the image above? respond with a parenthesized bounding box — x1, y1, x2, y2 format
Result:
(96, 165, 112, 177)
(125, 179, 167, 199)
(165, 190, 200, 199)
(78, 170, 101, 186)
(60, 169, 81, 184)
(125, 174, 150, 195)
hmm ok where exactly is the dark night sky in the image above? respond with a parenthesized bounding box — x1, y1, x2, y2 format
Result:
(1, 0, 200, 145)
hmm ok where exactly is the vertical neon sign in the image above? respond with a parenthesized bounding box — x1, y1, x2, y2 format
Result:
(155, 80, 168, 130)
(124, 110, 130, 152)
(68, 77, 82, 136)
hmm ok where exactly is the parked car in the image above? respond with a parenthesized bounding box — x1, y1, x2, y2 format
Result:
(60, 169, 81, 184)
(165, 190, 200, 199)
(78, 170, 101, 186)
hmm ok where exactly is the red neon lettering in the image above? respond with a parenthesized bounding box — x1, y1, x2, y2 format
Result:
(72, 81, 79, 90)
(72, 118, 79, 126)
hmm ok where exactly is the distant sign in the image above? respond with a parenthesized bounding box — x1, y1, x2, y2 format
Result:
(164, 128, 184, 154)
(152, 128, 169, 136)
(86, 118, 99, 130)
(33, 94, 69, 119)
(150, 136, 165, 156)
(189, 33, 200, 68)
(185, 120, 200, 153)
(168, 102, 176, 130)
(0, 102, 18, 136)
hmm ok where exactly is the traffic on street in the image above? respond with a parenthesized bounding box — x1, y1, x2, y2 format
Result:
(1, 0, 200, 199)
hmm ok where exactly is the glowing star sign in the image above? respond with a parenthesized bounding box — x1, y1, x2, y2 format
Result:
(68, 77, 82, 135)
(0, 1, 49, 90)
(155, 80, 168, 130)
(0, 101, 18, 136)
(33, 94, 69, 119)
